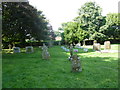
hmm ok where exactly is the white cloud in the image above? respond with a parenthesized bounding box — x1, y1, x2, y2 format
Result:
(29, 0, 119, 30)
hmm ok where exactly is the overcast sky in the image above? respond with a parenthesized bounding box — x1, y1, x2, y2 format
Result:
(29, 0, 119, 31)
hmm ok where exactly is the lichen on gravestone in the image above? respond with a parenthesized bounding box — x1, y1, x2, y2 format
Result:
(71, 55, 82, 72)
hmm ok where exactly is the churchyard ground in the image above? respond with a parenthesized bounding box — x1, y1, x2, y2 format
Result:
(2, 44, 118, 88)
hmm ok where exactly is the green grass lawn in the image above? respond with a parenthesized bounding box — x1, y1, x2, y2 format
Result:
(2, 44, 118, 88)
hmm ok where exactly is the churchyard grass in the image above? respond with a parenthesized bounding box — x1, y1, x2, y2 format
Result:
(2, 44, 118, 88)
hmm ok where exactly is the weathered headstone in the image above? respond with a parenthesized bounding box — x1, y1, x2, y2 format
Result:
(12, 43, 15, 48)
(93, 43, 101, 51)
(58, 41, 61, 45)
(75, 43, 81, 48)
(42, 44, 50, 60)
(8, 44, 12, 49)
(13, 47, 20, 53)
(48, 41, 53, 47)
(104, 41, 111, 50)
(26, 46, 34, 53)
(71, 55, 82, 72)
(83, 40, 86, 46)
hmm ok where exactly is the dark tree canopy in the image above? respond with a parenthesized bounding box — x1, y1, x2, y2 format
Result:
(2, 2, 49, 46)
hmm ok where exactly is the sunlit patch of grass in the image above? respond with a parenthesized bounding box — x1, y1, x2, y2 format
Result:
(2, 44, 118, 88)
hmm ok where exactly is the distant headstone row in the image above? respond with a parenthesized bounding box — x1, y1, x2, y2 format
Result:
(93, 40, 111, 51)
(11, 45, 34, 53)
(61, 45, 88, 52)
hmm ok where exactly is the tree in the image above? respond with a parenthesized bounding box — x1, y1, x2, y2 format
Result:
(64, 22, 88, 45)
(2, 2, 49, 46)
(75, 2, 106, 41)
(100, 13, 120, 39)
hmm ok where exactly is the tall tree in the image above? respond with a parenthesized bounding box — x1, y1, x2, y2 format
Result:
(100, 13, 120, 39)
(64, 22, 88, 44)
(2, 2, 49, 46)
(74, 2, 106, 41)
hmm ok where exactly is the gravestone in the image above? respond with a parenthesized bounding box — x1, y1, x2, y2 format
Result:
(93, 43, 101, 51)
(26, 46, 34, 53)
(58, 41, 61, 45)
(42, 44, 50, 60)
(71, 55, 82, 72)
(83, 40, 86, 46)
(104, 41, 111, 50)
(13, 47, 20, 53)
(48, 41, 53, 47)
(8, 44, 12, 49)
(12, 43, 15, 48)
(76, 43, 81, 48)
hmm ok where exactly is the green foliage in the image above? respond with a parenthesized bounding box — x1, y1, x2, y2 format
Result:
(75, 2, 106, 41)
(63, 22, 88, 44)
(100, 13, 120, 39)
(2, 2, 49, 45)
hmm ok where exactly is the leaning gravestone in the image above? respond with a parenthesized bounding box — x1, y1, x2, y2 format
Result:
(93, 43, 101, 51)
(13, 47, 20, 53)
(42, 44, 50, 60)
(71, 55, 82, 72)
(26, 46, 34, 53)
(104, 41, 111, 50)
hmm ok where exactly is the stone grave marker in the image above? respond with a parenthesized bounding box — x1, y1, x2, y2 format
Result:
(93, 43, 101, 51)
(104, 41, 111, 50)
(75, 43, 81, 48)
(58, 41, 61, 45)
(26, 46, 34, 53)
(8, 44, 12, 49)
(71, 55, 82, 72)
(48, 41, 53, 47)
(42, 44, 50, 60)
(12, 43, 15, 48)
(13, 47, 20, 53)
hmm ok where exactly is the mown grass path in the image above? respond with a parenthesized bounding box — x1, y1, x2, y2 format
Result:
(2, 45, 118, 88)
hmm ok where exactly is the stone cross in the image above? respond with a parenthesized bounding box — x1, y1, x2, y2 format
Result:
(8, 44, 12, 49)
(71, 55, 82, 72)
(42, 43, 50, 60)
